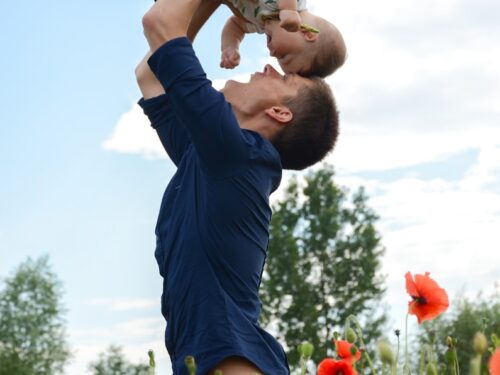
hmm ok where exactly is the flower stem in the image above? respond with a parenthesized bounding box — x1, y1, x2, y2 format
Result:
(418, 347, 424, 375)
(347, 315, 376, 375)
(470, 354, 481, 375)
(393, 332, 400, 375)
(454, 352, 460, 375)
(300, 356, 307, 375)
(403, 313, 410, 375)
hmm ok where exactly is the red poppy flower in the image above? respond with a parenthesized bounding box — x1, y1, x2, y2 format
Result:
(335, 340, 361, 363)
(405, 272, 449, 324)
(317, 358, 357, 375)
(489, 348, 500, 375)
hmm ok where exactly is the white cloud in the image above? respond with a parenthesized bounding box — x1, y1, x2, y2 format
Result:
(67, 317, 172, 375)
(330, 126, 500, 173)
(87, 298, 158, 311)
(212, 72, 251, 90)
(71, 317, 164, 340)
(461, 145, 500, 191)
(67, 339, 168, 375)
(102, 103, 166, 159)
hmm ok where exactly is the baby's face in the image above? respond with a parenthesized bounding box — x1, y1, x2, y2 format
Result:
(264, 21, 313, 74)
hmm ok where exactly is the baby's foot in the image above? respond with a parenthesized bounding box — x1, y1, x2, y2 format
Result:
(220, 47, 241, 69)
(279, 9, 301, 32)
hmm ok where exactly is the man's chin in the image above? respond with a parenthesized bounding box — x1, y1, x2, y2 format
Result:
(221, 79, 243, 93)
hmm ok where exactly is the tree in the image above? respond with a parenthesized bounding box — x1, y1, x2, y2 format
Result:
(0, 255, 71, 375)
(418, 287, 500, 374)
(260, 165, 386, 366)
(88, 345, 150, 375)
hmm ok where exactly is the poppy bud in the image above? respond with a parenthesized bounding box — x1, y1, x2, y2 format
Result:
(184, 356, 197, 374)
(394, 329, 401, 338)
(446, 336, 454, 347)
(377, 341, 394, 365)
(425, 363, 438, 375)
(473, 332, 488, 355)
(299, 342, 314, 359)
(346, 328, 357, 344)
(148, 350, 156, 368)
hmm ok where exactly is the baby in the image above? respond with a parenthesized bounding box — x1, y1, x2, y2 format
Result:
(220, 0, 346, 77)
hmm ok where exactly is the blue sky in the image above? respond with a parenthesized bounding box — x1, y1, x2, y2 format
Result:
(1, 0, 500, 374)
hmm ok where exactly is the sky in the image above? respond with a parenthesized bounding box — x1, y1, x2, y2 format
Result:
(1, 0, 499, 374)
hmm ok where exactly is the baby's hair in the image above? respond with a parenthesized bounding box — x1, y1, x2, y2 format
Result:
(306, 19, 347, 78)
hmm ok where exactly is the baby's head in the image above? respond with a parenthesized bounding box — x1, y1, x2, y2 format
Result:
(264, 11, 346, 77)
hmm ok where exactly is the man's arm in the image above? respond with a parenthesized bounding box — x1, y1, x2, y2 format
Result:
(187, 0, 222, 41)
(135, 51, 165, 99)
(142, 0, 250, 174)
(136, 52, 192, 166)
(142, 0, 202, 52)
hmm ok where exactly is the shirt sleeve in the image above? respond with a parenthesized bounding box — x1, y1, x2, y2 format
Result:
(138, 94, 192, 167)
(147, 37, 250, 174)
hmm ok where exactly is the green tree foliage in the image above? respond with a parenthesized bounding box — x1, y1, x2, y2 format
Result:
(419, 288, 500, 374)
(0, 255, 71, 375)
(88, 345, 150, 375)
(260, 166, 386, 366)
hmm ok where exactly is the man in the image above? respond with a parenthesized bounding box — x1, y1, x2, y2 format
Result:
(136, 0, 339, 373)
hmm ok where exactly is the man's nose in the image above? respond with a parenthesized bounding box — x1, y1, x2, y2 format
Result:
(264, 64, 282, 79)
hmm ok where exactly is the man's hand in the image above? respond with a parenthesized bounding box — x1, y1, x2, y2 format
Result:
(142, 0, 202, 51)
(279, 9, 301, 32)
(220, 47, 241, 69)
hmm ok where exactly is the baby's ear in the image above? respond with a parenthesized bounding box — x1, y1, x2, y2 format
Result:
(301, 29, 319, 42)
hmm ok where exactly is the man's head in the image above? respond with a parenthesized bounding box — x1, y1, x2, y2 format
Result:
(221, 65, 339, 170)
(264, 11, 347, 77)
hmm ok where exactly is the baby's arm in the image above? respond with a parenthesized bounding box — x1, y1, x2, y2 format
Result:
(278, 0, 301, 32)
(220, 15, 247, 69)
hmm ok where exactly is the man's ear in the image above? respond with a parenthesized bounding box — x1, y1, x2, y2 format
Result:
(264, 106, 293, 124)
(301, 29, 319, 42)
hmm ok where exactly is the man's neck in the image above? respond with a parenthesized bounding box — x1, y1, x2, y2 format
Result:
(237, 114, 277, 141)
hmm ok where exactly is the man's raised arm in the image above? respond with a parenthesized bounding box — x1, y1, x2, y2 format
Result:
(136, 51, 165, 99)
(142, 0, 202, 51)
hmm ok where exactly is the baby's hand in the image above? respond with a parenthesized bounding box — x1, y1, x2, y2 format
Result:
(220, 47, 241, 69)
(279, 9, 301, 32)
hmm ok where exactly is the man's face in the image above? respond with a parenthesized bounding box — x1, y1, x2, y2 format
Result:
(222, 64, 310, 114)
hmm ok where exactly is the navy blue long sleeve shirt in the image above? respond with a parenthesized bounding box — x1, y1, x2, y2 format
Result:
(138, 37, 289, 375)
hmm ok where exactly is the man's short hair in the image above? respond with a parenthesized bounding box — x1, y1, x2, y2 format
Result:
(271, 77, 339, 170)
